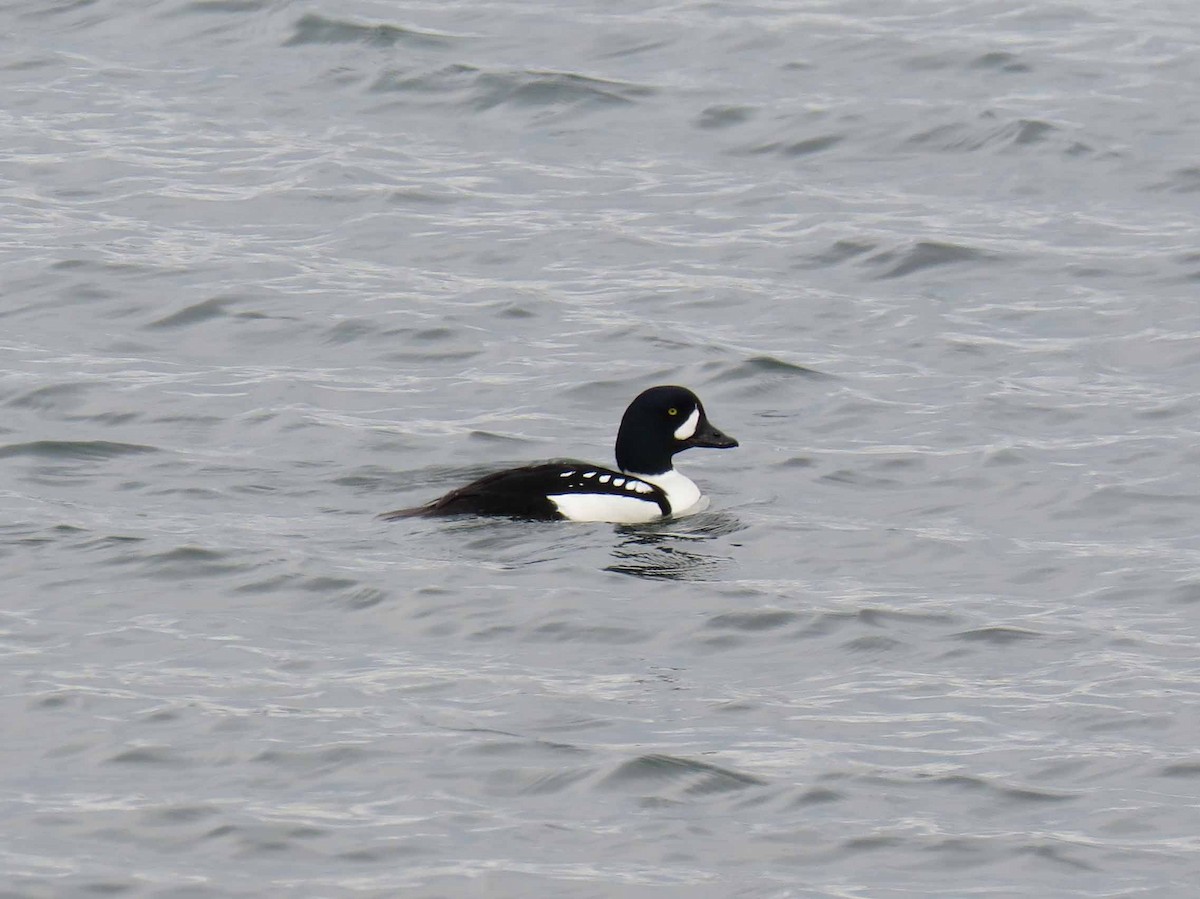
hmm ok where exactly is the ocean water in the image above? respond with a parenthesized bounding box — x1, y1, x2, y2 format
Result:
(3, 0, 1200, 896)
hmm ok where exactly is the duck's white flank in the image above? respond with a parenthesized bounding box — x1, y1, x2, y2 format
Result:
(547, 491, 664, 524)
(546, 468, 706, 523)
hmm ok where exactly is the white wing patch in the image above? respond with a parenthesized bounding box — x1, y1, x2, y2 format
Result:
(582, 471, 596, 478)
(673, 407, 700, 441)
(599, 474, 611, 483)
(559, 470, 575, 477)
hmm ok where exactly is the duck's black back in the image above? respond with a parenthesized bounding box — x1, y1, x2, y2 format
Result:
(383, 460, 670, 521)
(380, 464, 563, 520)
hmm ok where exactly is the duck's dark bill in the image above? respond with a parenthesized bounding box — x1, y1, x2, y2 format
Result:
(685, 418, 738, 449)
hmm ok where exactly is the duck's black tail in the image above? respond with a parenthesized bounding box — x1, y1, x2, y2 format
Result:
(378, 503, 437, 521)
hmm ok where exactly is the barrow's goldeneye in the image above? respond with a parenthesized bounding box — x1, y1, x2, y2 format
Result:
(381, 385, 737, 523)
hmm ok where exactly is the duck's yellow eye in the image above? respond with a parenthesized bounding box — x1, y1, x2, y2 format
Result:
(668, 407, 678, 416)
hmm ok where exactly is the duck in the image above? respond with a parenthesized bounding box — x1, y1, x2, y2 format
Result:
(381, 385, 738, 523)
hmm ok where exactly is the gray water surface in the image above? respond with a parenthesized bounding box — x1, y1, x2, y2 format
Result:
(3, 1, 1200, 896)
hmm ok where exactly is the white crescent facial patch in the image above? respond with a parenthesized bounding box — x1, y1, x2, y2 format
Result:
(673, 407, 700, 441)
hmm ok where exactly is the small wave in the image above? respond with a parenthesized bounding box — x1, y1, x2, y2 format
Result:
(600, 753, 767, 796)
(695, 104, 757, 130)
(867, 240, 999, 280)
(176, 0, 269, 14)
(903, 49, 1032, 74)
(339, 586, 388, 610)
(970, 50, 1032, 73)
(252, 743, 378, 771)
(1168, 581, 1200, 604)
(737, 134, 845, 157)
(720, 354, 828, 380)
(512, 768, 594, 796)
(841, 634, 906, 653)
(107, 745, 189, 767)
(802, 238, 877, 268)
(1058, 485, 1200, 523)
(1150, 165, 1200, 194)
(789, 786, 845, 807)
(7, 383, 90, 412)
(139, 804, 221, 825)
(951, 625, 1043, 645)
(845, 769, 1079, 810)
(780, 134, 845, 156)
(0, 440, 158, 460)
(906, 115, 1087, 155)
(284, 12, 459, 49)
(706, 609, 798, 632)
(371, 64, 654, 113)
(923, 773, 1075, 803)
(475, 70, 655, 111)
(145, 296, 231, 329)
(200, 820, 332, 859)
(524, 618, 647, 643)
(140, 545, 248, 580)
(79, 534, 146, 552)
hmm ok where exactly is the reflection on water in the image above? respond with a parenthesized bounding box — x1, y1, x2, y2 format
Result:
(607, 511, 744, 580)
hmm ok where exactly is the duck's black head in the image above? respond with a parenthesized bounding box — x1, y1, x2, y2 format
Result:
(614, 385, 738, 476)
